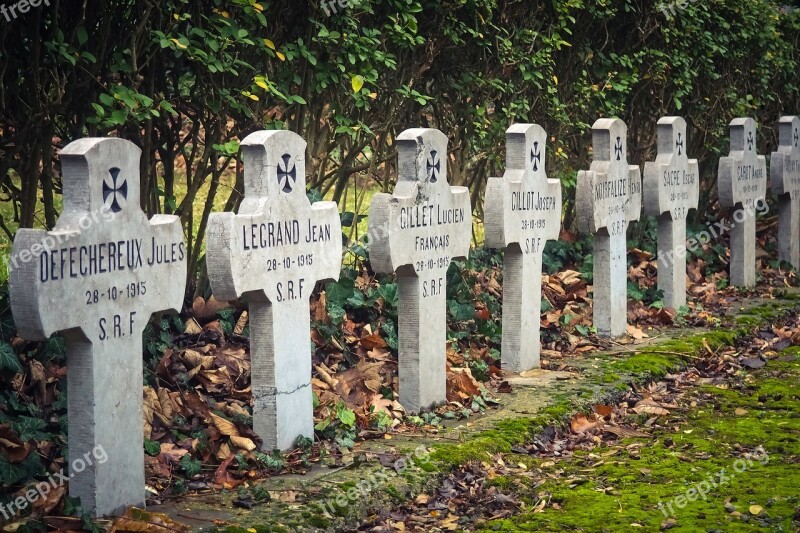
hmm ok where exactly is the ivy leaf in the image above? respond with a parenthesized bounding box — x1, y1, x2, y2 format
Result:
(448, 300, 475, 322)
(0, 454, 29, 485)
(336, 403, 356, 428)
(13, 416, 48, 441)
(0, 451, 43, 485)
(377, 283, 398, 310)
(180, 454, 202, 477)
(0, 342, 23, 374)
(144, 439, 161, 456)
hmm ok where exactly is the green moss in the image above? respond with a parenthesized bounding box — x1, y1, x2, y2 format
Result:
(749, 302, 788, 317)
(613, 351, 682, 377)
(477, 360, 800, 532)
(385, 483, 402, 500)
(610, 330, 744, 379)
(773, 290, 800, 301)
(734, 315, 761, 327)
(339, 480, 357, 491)
(485, 475, 518, 490)
(613, 381, 630, 393)
(602, 372, 621, 383)
(305, 515, 331, 529)
(781, 345, 800, 357)
(430, 401, 573, 469)
(217, 526, 289, 533)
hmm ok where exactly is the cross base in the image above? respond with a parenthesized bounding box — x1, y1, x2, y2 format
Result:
(657, 214, 687, 310)
(249, 301, 314, 451)
(500, 247, 543, 371)
(593, 230, 628, 337)
(66, 331, 146, 517)
(398, 272, 447, 413)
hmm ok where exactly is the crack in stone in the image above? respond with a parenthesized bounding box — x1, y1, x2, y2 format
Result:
(254, 382, 310, 398)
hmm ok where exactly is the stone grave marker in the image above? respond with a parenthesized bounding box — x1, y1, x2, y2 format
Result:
(368, 128, 471, 412)
(718, 117, 767, 287)
(484, 124, 562, 371)
(9, 138, 186, 516)
(576, 118, 642, 337)
(206, 130, 342, 451)
(770, 116, 800, 269)
(643, 116, 699, 310)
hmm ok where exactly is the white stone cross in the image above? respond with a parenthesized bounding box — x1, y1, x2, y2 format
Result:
(368, 128, 471, 412)
(9, 138, 186, 516)
(718, 118, 767, 287)
(484, 124, 562, 371)
(576, 118, 642, 337)
(643, 117, 699, 310)
(206, 130, 342, 451)
(770, 116, 800, 269)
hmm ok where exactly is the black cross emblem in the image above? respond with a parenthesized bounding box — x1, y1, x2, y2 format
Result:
(747, 131, 754, 151)
(277, 154, 297, 193)
(531, 142, 541, 172)
(426, 150, 440, 183)
(614, 137, 623, 161)
(102, 167, 127, 213)
(676, 132, 683, 156)
(794, 128, 798, 148)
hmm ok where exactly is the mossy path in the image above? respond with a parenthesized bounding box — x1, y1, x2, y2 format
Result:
(156, 301, 800, 533)
(482, 357, 800, 532)
(355, 344, 800, 532)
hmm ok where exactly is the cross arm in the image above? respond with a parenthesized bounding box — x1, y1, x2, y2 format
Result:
(627, 165, 642, 222)
(545, 176, 564, 242)
(207, 212, 249, 301)
(146, 214, 187, 314)
(309, 200, 343, 283)
(688, 159, 701, 209)
(449, 186, 472, 260)
(770, 149, 790, 195)
(642, 160, 664, 217)
(483, 176, 507, 249)
(367, 192, 404, 274)
(717, 154, 737, 208)
(576, 170, 604, 233)
(9, 228, 62, 339)
(756, 155, 768, 186)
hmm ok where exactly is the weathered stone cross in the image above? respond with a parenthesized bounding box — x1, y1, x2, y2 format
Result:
(643, 117, 699, 310)
(10, 138, 186, 516)
(369, 128, 471, 412)
(484, 124, 562, 371)
(770, 116, 800, 269)
(207, 130, 342, 451)
(718, 118, 767, 287)
(576, 118, 642, 337)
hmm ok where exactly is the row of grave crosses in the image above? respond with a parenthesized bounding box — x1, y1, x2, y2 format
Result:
(7, 115, 799, 517)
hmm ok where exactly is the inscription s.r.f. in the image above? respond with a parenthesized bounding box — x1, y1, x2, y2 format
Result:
(98, 311, 137, 341)
(276, 278, 305, 302)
